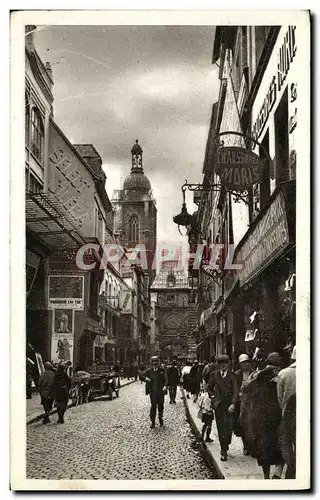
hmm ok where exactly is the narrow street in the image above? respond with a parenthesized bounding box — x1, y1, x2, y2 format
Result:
(26, 382, 217, 480)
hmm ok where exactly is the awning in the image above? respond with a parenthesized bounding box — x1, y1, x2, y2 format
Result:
(26, 193, 87, 248)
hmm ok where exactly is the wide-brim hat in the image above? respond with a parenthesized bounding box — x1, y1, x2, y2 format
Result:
(151, 356, 159, 361)
(216, 354, 230, 363)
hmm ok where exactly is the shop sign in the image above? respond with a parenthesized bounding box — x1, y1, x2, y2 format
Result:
(48, 275, 84, 309)
(216, 147, 265, 191)
(252, 26, 297, 141)
(237, 191, 290, 286)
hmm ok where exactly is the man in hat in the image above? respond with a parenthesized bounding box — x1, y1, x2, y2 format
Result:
(143, 356, 167, 428)
(166, 358, 180, 404)
(208, 354, 238, 461)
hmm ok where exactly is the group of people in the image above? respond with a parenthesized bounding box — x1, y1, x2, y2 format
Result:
(140, 349, 296, 480)
(196, 348, 296, 479)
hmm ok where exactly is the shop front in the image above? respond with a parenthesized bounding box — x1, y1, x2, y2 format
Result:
(234, 180, 296, 361)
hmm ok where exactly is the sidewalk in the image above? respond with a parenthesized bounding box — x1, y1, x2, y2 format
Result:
(182, 390, 263, 480)
(26, 378, 136, 425)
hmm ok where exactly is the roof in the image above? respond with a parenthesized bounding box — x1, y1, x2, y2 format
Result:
(73, 144, 102, 161)
(151, 266, 190, 290)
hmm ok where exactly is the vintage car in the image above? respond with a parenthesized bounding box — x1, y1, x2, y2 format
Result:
(86, 363, 120, 401)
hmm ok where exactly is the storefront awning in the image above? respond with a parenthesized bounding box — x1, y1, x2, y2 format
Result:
(26, 193, 87, 248)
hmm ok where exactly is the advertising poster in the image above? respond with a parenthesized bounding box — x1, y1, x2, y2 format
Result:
(48, 275, 84, 309)
(51, 309, 74, 364)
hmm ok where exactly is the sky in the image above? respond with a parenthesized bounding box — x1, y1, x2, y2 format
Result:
(34, 25, 220, 247)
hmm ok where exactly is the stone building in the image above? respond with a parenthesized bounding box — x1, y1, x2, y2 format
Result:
(188, 24, 307, 367)
(151, 260, 198, 361)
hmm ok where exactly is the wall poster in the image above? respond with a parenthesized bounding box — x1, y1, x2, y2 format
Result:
(51, 309, 74, 364)
(48, 275, 84, 309)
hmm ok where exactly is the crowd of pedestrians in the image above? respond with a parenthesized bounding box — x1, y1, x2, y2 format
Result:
(139, 348, 296, 480)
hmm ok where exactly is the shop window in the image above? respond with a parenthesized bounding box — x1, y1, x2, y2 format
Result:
(129, 215, 139, 244)
(274, 88, 289, 185)
(31, 107, 44, 163)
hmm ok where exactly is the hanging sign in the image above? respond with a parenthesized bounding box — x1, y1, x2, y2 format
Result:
(216, 147, 265, 191)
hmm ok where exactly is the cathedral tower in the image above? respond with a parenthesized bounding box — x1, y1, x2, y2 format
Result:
(112, 140, 157, 281)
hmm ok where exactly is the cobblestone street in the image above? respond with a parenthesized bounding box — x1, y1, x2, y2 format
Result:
(26, 382, 217, 480)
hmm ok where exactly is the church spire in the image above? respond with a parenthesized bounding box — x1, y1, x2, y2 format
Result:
(131, 139, 143, 173)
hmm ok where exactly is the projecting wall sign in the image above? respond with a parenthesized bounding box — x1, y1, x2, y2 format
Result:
(216, 147, 265, 191)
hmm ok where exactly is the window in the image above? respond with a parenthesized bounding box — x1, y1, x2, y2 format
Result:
(26, 170, 43, 194)
(129, 215, 139, 243)
(25, 93, 30, 148)
(255, 26, 271, 67)
(167, 275, 176, 287)
(274, 88, 289, 186)
(31, 108, 44, 163)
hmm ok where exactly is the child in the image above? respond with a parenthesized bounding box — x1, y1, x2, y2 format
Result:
(198, 391, 214, 443)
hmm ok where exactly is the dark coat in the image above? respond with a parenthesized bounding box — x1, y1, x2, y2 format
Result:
(233, 368, 254, 437)
(167, 365, 180, 386)
(240, 366, 283, 466)
(38, 369, 55, 399)
(52, 372, 71, 403)
(143, 368, 167, 396)
(189, 365, 201, 394)
(208, 369, 238, 409)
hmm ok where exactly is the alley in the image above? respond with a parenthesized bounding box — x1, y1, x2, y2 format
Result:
(26, 382, 217, 480)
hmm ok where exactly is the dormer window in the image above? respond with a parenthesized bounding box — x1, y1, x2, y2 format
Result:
(167, 274, 176, 287)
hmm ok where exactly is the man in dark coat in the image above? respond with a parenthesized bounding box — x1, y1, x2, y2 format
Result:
(208, 354, 238, 461)
(143, 356, 167, 428)
(38, 361, 55, 424)
(52, 363, 71, 424)
(166, 359, 180, 404)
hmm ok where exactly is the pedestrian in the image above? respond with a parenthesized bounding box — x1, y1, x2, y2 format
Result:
(189, 359, 201, 402)
(26, 361, 34, 399)
(208, 354, 238, 462)
(38, 361, 55, 424)
(197, 390, 214, 442)
(240, 352, 285, 479)
(234, 353, 254, 455)
(166, 359, 180, 404)
(202, 356, 216, 390)
(277, 345, 296, 479)
(181, 360, 192, 399)
(132, 360, 138, 381)
(139, 362, 145, 383)
(52, 363, 71, 424)
(143, 356, 167, 428)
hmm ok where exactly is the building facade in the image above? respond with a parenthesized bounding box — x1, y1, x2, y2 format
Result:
(151, 260, 198, 361)
(25, 27, 136, 370)
(189, 24, 306, 367)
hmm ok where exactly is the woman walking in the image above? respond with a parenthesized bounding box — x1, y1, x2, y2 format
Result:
(240, 352, 284, 479)
(52, 363, 71, 424)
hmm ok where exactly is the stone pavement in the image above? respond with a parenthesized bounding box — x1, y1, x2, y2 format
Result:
(26, 382, 218, 480)
(183, 391, 263, 480)
(26, 377, 135, 424)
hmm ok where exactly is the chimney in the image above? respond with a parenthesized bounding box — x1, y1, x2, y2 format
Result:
(25, 25, 36, 54)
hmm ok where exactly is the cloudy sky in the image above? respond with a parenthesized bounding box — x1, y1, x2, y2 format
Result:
(34, 25, 219, 247)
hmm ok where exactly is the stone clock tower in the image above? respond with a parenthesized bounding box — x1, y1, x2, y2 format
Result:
(150, 260, 198, 360)
(112, 140, 157, 282)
